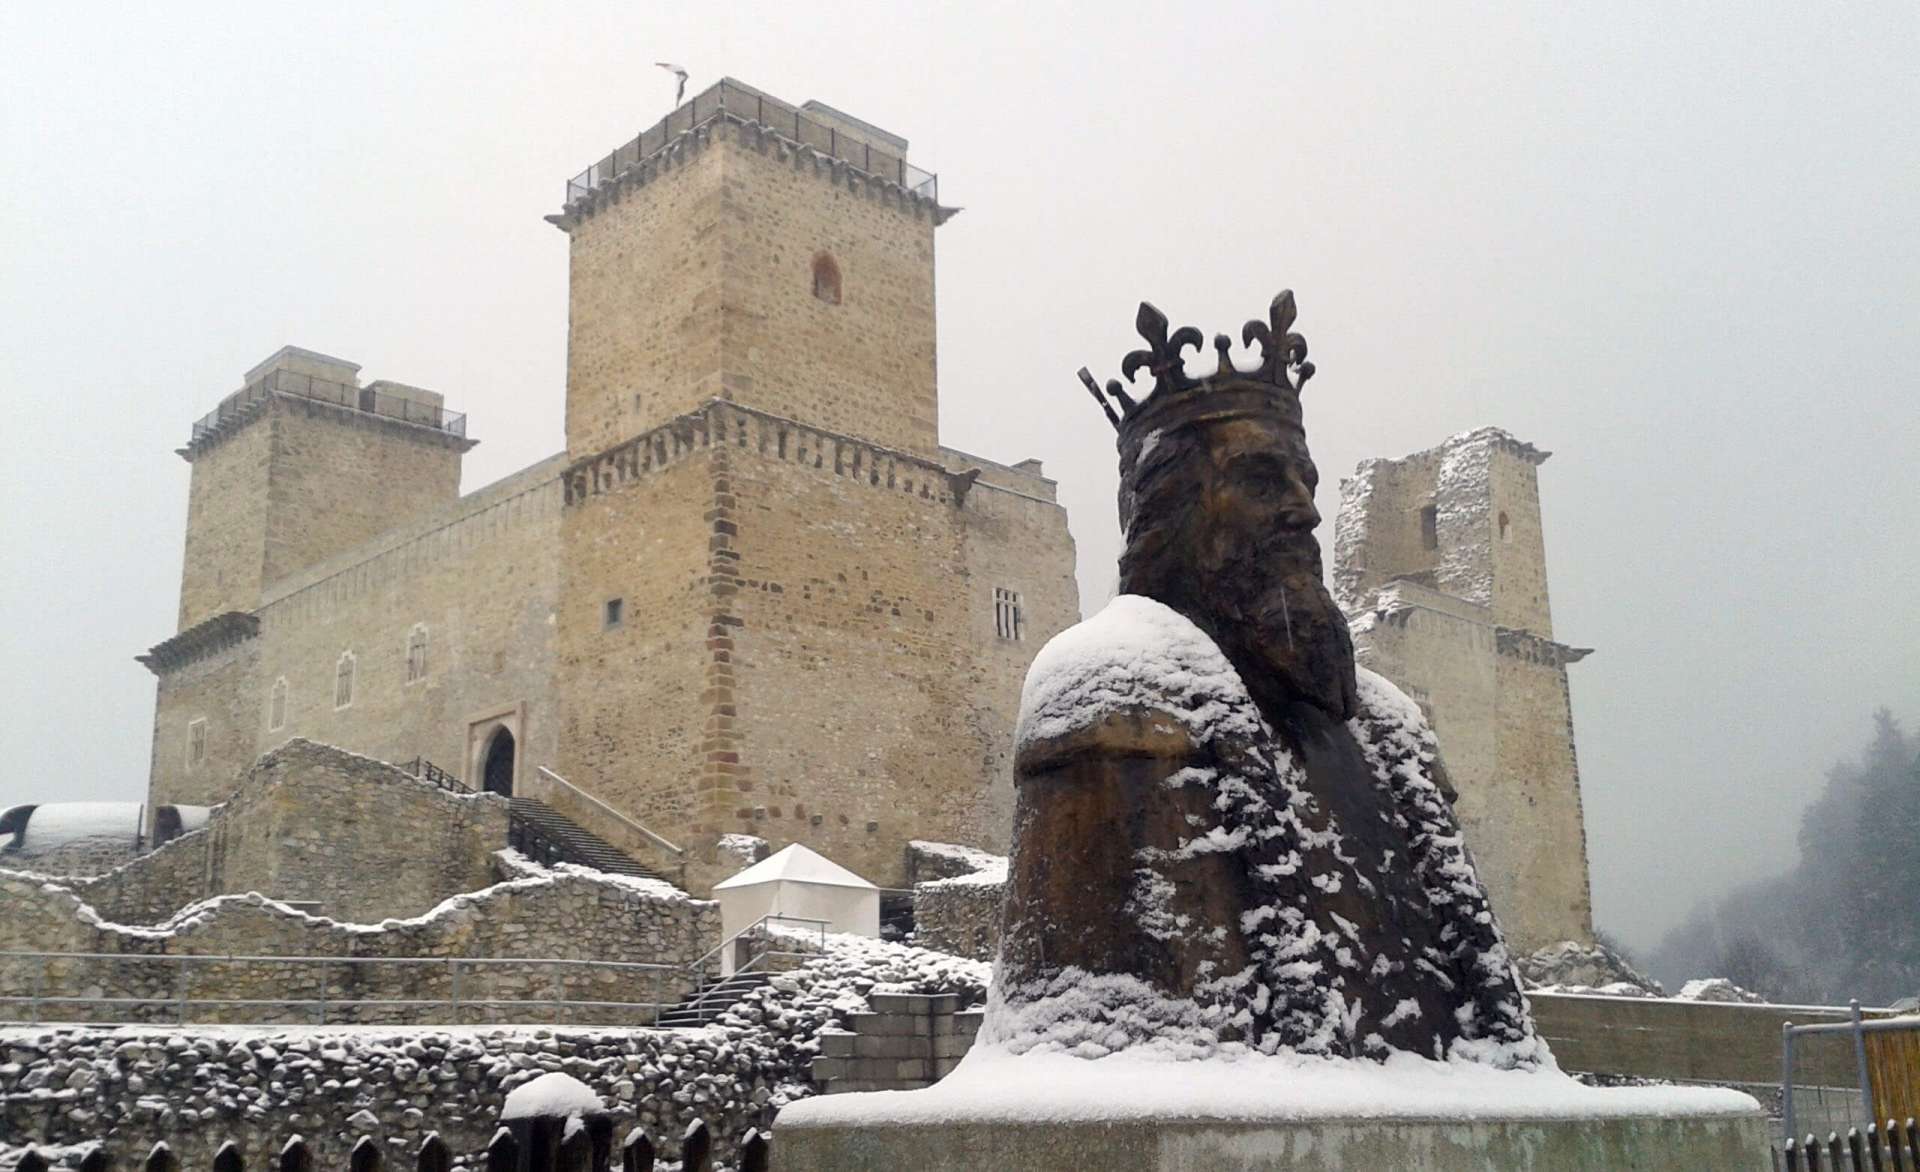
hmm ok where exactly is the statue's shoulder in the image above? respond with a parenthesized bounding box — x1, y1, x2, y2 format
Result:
(1348, 666, 1457, 804)
(1015, 595, 1266, 772)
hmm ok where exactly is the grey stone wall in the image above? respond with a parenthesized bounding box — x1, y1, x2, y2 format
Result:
(0, 853, 718, 1028)
(811, 993, 981, 1093)
(0, 1024, 771, 1171)
(61, 740, 509, 927)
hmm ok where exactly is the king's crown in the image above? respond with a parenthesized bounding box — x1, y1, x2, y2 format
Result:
(1078, 291, 1316, 439)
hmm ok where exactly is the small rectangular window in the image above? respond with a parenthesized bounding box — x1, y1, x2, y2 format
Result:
(994, 587, 1024, 641)
(406, 625, 429, 684)
(604, 598, 625, 630)
(268, 678, 288, 731)
(187, 718, 208, 768)
(1419, 504, 1439, 551)
(334, 651, 356, 710)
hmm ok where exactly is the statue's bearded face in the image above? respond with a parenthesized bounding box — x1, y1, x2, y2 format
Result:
(1119, 412, 1357, 722)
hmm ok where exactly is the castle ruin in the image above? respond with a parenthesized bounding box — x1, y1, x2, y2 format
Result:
(1333, 426, 1595, 951)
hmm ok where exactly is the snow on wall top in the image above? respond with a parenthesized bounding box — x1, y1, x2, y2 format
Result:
(501, 1071, 604, 1120)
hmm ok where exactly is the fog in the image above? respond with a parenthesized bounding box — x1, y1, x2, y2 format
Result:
(2, 2, 1914, 954)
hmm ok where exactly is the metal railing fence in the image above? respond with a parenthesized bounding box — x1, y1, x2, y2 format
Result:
(0, 951, 689, 1028)
(1782, 1002, 1920, 1148)
(188, 369, 467, 445)
(404, 756, 470, 794)
(564, 79, 936, 205)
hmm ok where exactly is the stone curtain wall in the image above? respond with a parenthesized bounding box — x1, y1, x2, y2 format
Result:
(908, 842, 1007, 962)
(149, 456, 565, 812)
(0, 1025, 771, 1171)
(0, 853, 718, 1028)
(81, 741, 508, 925)
(554, 400, 1076, 894)
(911, 879, 1002, 963)
(178, 417, 277, 631)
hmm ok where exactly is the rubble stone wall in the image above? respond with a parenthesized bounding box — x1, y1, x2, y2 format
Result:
(911, 879, 1002, 963)
(75, 741, 509, 925)
(0, 855, 718, 1028)
(0, 1024, 772, 1171)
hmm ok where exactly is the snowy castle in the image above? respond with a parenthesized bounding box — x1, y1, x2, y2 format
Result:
(3, 79, 1591, 952)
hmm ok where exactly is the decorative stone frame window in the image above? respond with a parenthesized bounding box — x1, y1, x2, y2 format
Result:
(268, 677, 288, 732)
(334, 651, 356, 710)
(604, 598, 624, 630)
(994, 587, 1024, 642)
(186, 718, 207, 769)
(406, 624, 429, 684)
(811, 252, 842, 305)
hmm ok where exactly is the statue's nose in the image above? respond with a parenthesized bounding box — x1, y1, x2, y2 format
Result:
(1281, 478, 1320, 528)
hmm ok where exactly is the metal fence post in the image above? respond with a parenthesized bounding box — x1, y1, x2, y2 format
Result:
(449, 958, 461, 1025)
(316, 960, 328, 1026)
(174, 961, 189, 1025)
(1849, 999, 1873, 1129)
(30, 954, 45, 1024)
(1782, 1020, 1797, 1148)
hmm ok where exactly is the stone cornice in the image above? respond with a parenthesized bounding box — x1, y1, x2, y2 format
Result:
(1495, 626, 1593, 668)
(138, 611, 260, 676)
(563, 400, 984, 511)
(545, 117, 957, 234)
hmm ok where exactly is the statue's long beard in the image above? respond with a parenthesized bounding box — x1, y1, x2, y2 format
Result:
(1123, 526, 1357, 725)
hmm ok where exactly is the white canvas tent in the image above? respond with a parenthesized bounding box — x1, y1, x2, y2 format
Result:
(711, 844, 879, 973)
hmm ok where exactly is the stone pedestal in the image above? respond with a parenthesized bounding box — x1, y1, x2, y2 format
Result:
(772, 1051, 1775, 1171)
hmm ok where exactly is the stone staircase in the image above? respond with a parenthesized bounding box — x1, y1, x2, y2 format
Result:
(506, 796, 673, 885)
(656, 970, 773, 1028)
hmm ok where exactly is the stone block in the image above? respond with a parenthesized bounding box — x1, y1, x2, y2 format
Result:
(857, 1035, 932, 1061)
(818, 1030, 857, 1057)
(863, 1012, 930, 1037)
(868, 993, 935, 1015)
(932, 1034, 971, 1060)
(809, 1056, 847, 1082)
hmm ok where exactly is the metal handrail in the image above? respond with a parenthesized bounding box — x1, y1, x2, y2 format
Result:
(0, 950, 692, 1027)
(188, 370, 467, 445)
(535, 767, 685, 858)
(686, 913, 830, 977)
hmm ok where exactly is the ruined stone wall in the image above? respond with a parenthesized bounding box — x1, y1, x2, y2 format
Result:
(1334, 428, 1592, 951)
(177, 419, 274, 631)
(149, 458, 564, 812)
(74, 741, 508, 925)
(716, 124, 940, 455)
(0, 854, 718, 1028)
(259, 400, 465, 597)
(563, 139, 726, 457)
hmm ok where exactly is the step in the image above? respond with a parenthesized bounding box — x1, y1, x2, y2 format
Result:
(507, 797, 673, 885)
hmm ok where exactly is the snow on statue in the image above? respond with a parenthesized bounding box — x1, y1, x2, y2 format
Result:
(983, 293, 1543, 1066)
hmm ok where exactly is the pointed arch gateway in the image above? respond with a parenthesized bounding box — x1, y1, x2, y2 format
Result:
(481, 726, 516, 797)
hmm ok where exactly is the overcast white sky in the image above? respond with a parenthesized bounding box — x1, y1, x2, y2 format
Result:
(2, 2, 1914, 953)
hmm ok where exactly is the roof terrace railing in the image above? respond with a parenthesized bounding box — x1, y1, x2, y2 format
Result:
(565, 79, 936, 205)
(188, 369, 468, 446)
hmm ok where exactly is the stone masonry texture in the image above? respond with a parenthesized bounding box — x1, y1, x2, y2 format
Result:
(141, 84, 1079, 899)
(1332, 427, 1595, 951)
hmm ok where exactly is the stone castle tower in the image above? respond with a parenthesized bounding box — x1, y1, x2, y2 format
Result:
(142, 79, 1078, 894)
(1333, 427, 1594, 951)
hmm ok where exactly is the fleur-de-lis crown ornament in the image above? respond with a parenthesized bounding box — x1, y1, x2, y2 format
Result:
(1078, 291, 1316, 442)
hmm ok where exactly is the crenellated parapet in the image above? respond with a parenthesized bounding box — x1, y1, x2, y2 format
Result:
(546, 78, 955, 233)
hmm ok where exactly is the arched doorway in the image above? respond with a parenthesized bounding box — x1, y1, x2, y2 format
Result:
(481, 727, 516, 797)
